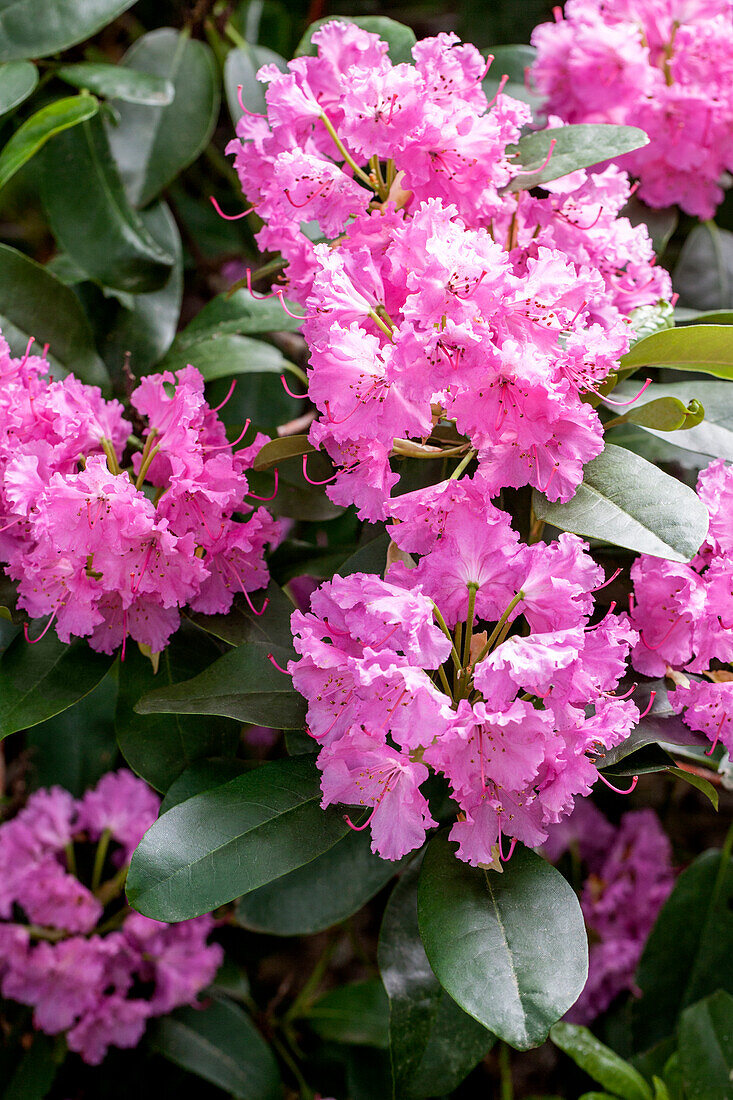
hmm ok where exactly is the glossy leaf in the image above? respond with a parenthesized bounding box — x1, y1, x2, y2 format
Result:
(172, 289, 303, 351)
(159, 758, 250, 814)
(224, 43, 287, 123)
(115, 636, 240, 793)
(0, 631, 113, 740)
(295, 16, 417, 64)
(0, 59, 36, 116)
(106, 29, 219, 208)
(505, 124, 648, 192)
(253, 435, 315, 472)
(135, 639, 305, 730)
(550, 1024, 652, 1100)
(307, 981, 390, 1048)
(0, 0, 136, 61)
(236, 827, 402, 936)
(678, 990, 733, 1100)
(126, 756, 354, 921)
(674, 222, 733, 312)
(159, 332, 299, 380)
(337, 532, 391, 578)
(149, 998, 281, 1100)
(57, 62, 174, 105)
(633, 849, 733, 1050)
(609, 396, 704, 432)
(188, 581, 295, 651)
(417, 834, 587, 1050)
(621, 325, 733, 379)
(533, 443, 709, 563)
(667, 766, 719, 810)
(379, 860, 494, 1098)
(610, 381, 733, 462)
(39, 114, 174, 293)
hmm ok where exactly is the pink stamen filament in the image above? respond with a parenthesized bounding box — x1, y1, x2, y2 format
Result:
(478, 53, 494, 82)
(498, 833, 517, 862)
(536, 461, 558, 496)
(592, 567, 622, 593)
(236, 85, 265, 117)
(344, 773, 394, 831)
(514, 137, 556, 175)
(223, 558, 270, 616)
(0, 517, 19, 533)
(637, 691, 657, 719)
(280, 374, 308, 399)
(302, 454, 338, 485)
(585, 602, 617, 632)
(706, 712, 726, 756)
(601, 378, 652, 408)
(120, 609, 128, 663)
(718, 615, 733, 630)
(486, 73, 509, 108)
(24, 611, 57, 644)
(209, 196, 255, 221)
(453, 270, 488, 300)
(597, 772, 639, 795)
(247, 469, 279, 501)
(210, 379, 237, 413)
(266, 652, 290, 675)
(131, 543, 154, 596)
(609, 682, 638, 701)
(639, 618, 681, 650)
(284, 182, 330, 208)
(203, 420, 251, 452)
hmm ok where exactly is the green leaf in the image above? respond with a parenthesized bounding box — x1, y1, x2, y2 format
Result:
(610, 381, 733, 462)
(379, 860, 494, 1098)
(253, 435, 315, 472)
(224, 43, 287, 123)
(188, 580, 295, 650)
(174, 290, 303, 353)
(678, 990, 733, 1100)
(115, 635, 240, 793)
(0, 0, 137, 62)
(159, 332, 298, 381)
(27, 666, 118, 796)
(57, 62, 174, 105)
(483, 45, 544, 112)
(149, 998, 281, 1100)
(0, 244, 108, 386)
(126, 756, 354, 921)
(417, 834, 587, 1050)
(621, 325, 733, 379)
(97, 199, 183, 375)
(236, 827, 402, 936)
(505, 124, 648, 192)
(609, 395, 704, 432)
(674, 222, 733, 312)
(295, 16, 417, 65)
(38, 114, 175, 293)
(3, 1033, 59, 1100)
(135, 639, 305, 730)
(597, 681, 709, 770)
(338, 531, 391, 578)
(550, 1024, 652, 1100)
(307, 980, 391, 1048)
(633, 849, 733, 1050)
(0, 632, 113, 740)
(106, 29, 220, 208)
(159, 758, 250, 814)
(625, 198, 678, 259)
(0, 59, 36, 117)
(667, 766, 719, 810)
(533, 443, 709, 562)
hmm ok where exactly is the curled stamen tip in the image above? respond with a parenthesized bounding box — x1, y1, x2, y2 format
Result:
(280, 374, 308, 399)
(267, 652, 290, 675)
(598, 771, 639, 795)
(209, 195, 252, 221)
(637, 690, 657, 719)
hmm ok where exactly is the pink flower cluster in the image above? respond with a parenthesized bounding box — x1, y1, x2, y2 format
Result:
(0, 771, 222, 1064)
(531, 1, 733, 217)
(0, 331, 280, 654)
(544, 800, 674, 1022)
(228, 21, 670, 521)
(631, 458, 733, 756)
(289, 479, 641, 864)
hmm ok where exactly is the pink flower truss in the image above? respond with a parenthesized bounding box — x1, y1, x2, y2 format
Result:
(545, 803, 675, 1022)
(531, 0, 733, 217)
(631, 459, 733, 755)
(289, 500, 640, 864)
(226, 21, 671, 521)
(0, 771, 222, 1065)
(0, 332, 281, 654)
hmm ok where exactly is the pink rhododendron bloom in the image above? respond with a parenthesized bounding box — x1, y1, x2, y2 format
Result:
(0, 770, 223, 1064)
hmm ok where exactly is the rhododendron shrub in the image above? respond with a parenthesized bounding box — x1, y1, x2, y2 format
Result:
(1, 6, 732, 1097)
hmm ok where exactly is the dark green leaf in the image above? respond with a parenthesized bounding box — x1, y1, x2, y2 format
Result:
(598, 680, 709, 769)
(675, 309, 733, 326)
(236, 827, 402, 936)
(674, 222, 733, 312)
(379, 860, 494, 1098)
(27, 666, 118, 796)
(188, 581, 295, 650)
(116, 636, 240, 793)
(126, 756, 353, 921)
(106, 29, 219, 208)
(505, 124, 648, 192)
(533, 443, 709, 562)
(678, 990, 733, 1100)
(149, 998, 281, 1100)
(98, 200, 183, 375)
(338, 531, 391, 578)
(172, 289, 303, 350)
(0, 0, 136, 62)
(621, 325, 733, 379)
(483, 45, 543, 112)
(610, 381, 733, 462)
(0, 245, 108, 386)
(135, 639, 305, 729)
(39, 114, 174, 293)
(633, 849, 733, 1050)
(667, 766, 719, 809)
(159, 332, 298, 380)
(417, 834, 587, 1050)
(159, 758, 250, 814)
(295, 16, 417, 64)
(253, 435, 315, 472)
(307, 980, 390, 1048)
(0, 59, 36, 116)
(224, 43, 287, 123)
(57, 62, 174, 105)
(550, 1024, 652, 1100)
(3, 1033, 59, 1100)
(0, 631, 112, 739)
